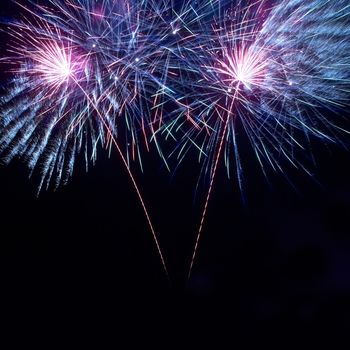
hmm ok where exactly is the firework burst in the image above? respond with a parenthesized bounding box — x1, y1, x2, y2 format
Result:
(157, 0, 350, 277)
(0, 0, 177, 277)
(0, 0, 180, 190)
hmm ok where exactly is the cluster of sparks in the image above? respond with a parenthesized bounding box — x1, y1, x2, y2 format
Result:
(0, 0, 349, 280)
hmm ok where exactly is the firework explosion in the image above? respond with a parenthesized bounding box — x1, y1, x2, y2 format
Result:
(0, 0, 178, 191)
(158, 0, 350, 276)
(164, 0, 350, 188)
(0, 0, 179, 277)
(0, 0, 350, 279)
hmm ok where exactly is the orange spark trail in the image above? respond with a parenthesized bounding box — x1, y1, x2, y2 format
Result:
(188, 90, 238, 280)
(187, 118, 230, 280)
(72, 77, 169, 280)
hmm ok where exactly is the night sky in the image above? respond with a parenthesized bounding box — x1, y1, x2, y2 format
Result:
(1, 0, 350, 342)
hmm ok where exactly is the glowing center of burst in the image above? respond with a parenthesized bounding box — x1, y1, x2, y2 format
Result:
(56, 61, 72, 80)
(213, 46, 267, 93)
(32, 41, 77, 86)
(43, 52, 73, 84)
(229, 56, 257, 92)
(235, 62, 253, 86)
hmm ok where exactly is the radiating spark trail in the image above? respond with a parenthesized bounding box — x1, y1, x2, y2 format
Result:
(72, 75, 169, 278)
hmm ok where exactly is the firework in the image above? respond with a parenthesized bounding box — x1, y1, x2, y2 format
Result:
(0, 0, 177, 277)
(157, 0, 350, 277)
(1, 0, 350, 281)
(0, 0, 179, 189)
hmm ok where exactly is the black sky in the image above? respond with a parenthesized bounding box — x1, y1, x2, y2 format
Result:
(1, 0, 350, 341)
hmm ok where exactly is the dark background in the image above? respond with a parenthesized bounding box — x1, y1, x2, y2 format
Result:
(1, 0, 350, 343)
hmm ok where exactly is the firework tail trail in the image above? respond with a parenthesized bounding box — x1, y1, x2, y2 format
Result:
(188, 89, 239, 280)
(105, 129, 169, 280)
(187, 113, 230, 280)
(72, 76, 169, 280)
(185, 0, 268, 279)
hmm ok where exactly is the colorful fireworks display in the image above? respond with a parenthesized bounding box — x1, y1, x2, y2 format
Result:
(0, 0, 349, 279)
